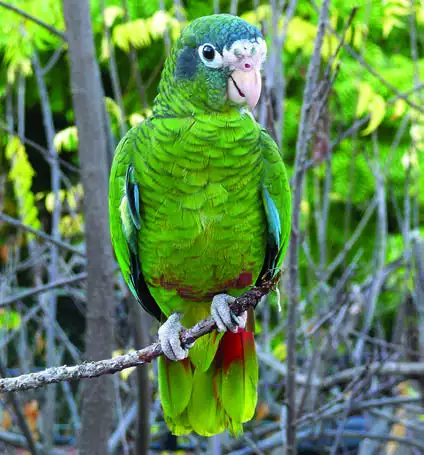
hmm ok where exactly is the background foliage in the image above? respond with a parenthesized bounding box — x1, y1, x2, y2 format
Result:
(0, 0, 423, 454)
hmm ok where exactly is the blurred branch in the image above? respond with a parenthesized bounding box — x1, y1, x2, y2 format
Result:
(0, 360, 40, 455)
(130, 297, 152, 455)
(0, 429, 65, 455)
(286, 1, 330, 453)
(0, 1, 66, 40)
(0, 122, 80, 174)
(0, 273, 87, 308)
(308, 0, 424, 114)
(0, 277, 277, 393)
(0, 212, 85, 257)
(101, 0, 127, 137)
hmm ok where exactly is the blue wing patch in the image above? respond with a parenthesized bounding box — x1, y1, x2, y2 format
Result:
(125, 166, 141, 230)
(262, 187, 281, 251)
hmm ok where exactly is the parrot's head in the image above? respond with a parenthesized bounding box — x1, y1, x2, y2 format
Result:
(155, 14, 267, 115)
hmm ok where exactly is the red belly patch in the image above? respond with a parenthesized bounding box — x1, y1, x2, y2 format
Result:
(148, 271, 253, 301)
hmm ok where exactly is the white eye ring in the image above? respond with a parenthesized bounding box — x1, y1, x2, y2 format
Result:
(198, 43, 223, 68)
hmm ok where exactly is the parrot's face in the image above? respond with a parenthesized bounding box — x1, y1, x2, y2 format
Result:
(171, 15, 267, 112)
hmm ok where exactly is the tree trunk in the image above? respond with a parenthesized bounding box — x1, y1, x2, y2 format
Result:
(130, 298, 152, 455)
(61, 1, 115, 454)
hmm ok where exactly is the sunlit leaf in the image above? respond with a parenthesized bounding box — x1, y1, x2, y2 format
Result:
(129, 113, 145, 127)
(54, 126, 78, 152)
(0, 309, 21, 330)
(361, 94, 386, 135)
(45, 190, 65, 213)
(353, 24, 368, 49)
(113, 19, 151, 52)
(401, 149, 419, 169)
(59, 214, 83, 237)
(355, 82, 373, 118)
(391, 98, 407, 119)
(5, 137, 40, 233)
(410, 124, 424, 143)
(273, 343, 287, 361)
(382, 16, 405, 38)
(104, 6, 124, 28)
(148, 11, 169, 39)
(105, 97, 123, 123)
(100, 35, 110, 61)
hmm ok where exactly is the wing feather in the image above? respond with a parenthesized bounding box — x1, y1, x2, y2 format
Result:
(258, 130, 291, 280)
(109, 124, 162, 320)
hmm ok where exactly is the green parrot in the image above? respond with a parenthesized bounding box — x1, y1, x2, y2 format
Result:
(109, 14, 291, 437)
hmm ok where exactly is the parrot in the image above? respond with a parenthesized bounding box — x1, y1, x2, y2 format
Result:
(109, 14, 291, 437)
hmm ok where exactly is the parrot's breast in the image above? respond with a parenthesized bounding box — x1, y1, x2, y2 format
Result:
(138, 111, 267, 316)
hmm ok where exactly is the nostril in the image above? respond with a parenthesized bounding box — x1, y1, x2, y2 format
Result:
(244, 63, 251, 69)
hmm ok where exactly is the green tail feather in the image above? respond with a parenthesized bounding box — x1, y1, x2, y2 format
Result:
(158, 329, 258, 437)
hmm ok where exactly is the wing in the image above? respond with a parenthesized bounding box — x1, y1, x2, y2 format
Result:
(109, 122, 162, 320)
(258, 129, 292, 281)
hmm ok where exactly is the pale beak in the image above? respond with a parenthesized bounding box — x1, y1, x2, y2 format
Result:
(227, 68, 262, 110)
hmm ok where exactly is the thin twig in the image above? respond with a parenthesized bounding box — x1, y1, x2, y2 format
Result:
(0, 0, 67, 40)
(0, 273, 87, 308)
(286, 2, 330, 452)
(0, 212, 85, 257)
(0, 360, 40, 455)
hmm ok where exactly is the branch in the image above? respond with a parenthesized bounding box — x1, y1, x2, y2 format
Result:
(0, 212, 85, 258)
(286, 1, 330, 454)
(0, 273, 87, 308)
(0, 277, 278, 393)
(0, 1, 67, 41)
(0, 429, 65, 455)
(0, 360, 40, 455)
(0, 122, 80, 174)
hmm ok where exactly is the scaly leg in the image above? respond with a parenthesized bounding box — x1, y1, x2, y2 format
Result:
(211, 294, 247, 333)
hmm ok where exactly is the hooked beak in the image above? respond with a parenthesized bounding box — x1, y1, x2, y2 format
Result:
(227, 68, 262, 110)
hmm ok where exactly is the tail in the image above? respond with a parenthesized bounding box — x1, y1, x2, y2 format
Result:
(158, 328, 258, 436)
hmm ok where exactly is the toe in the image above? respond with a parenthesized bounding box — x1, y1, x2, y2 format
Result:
(158, 313, 188, 361)
(211, 294, 239, 332)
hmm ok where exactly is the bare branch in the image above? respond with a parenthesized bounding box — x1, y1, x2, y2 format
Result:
(286, 1, 330, 453)
(0, 212, 85, 257)
(0, 360, 40, 455)
(0, 277, 277, 393)
(0, 273, 87, 308)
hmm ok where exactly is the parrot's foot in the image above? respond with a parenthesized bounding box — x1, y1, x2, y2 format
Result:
(158, 313, 189, 361)
(211, 294, 247, 333)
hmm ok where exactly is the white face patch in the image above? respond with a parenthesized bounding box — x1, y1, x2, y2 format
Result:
(222, 37, 267, 71)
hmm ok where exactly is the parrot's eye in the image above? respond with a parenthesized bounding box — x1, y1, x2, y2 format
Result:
(198, 43, 223, 69)
(202, 45, 215, 60)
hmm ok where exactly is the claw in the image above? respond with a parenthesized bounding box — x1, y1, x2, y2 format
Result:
(158, 313, 189, 361)
(211, 294, 247, 333)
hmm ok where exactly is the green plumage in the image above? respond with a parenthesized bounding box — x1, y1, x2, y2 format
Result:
(109, 14, 291, 437)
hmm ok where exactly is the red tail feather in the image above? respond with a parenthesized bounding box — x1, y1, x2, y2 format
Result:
(215, 329, 255, 373)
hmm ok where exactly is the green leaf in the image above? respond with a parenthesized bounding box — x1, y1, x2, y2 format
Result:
(362, 94, 386, 135)
(6, 137, 40, 234)
(104, 6, 124, 28)
(105, 97, 123, 123)
(54, 126, 78, 152)
(355, 82, 373, 118)
(0, 310, 21, 330)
